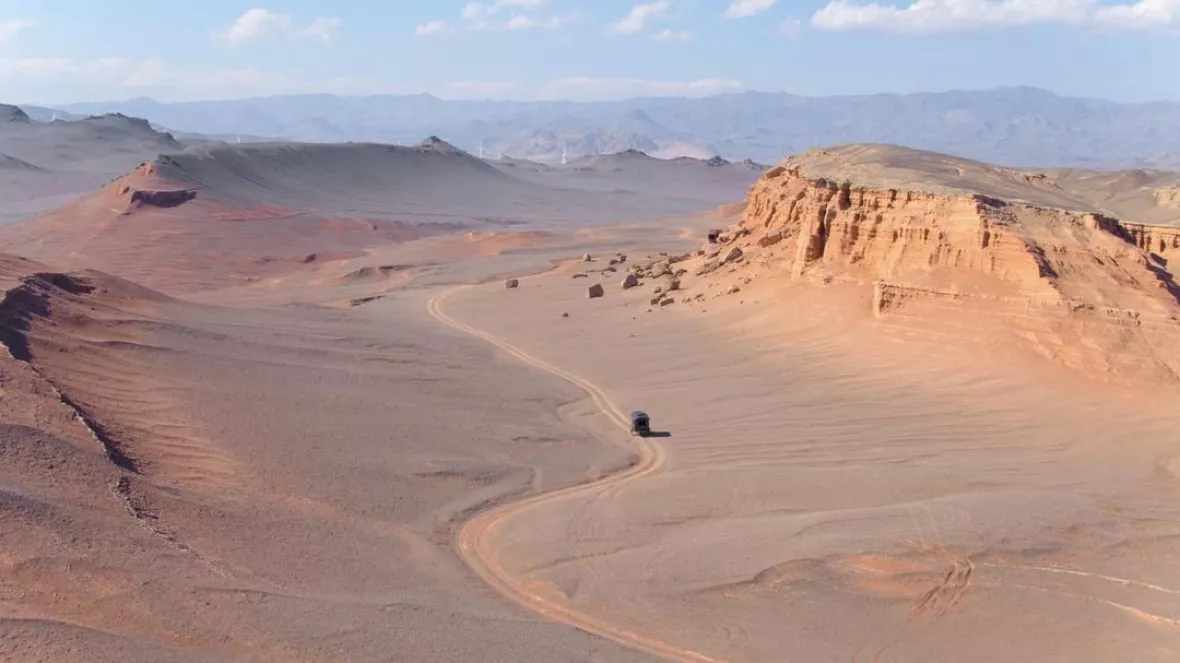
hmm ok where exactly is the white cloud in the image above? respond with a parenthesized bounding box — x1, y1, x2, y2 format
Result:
(0, 57, 405, 103)
(433, 77, 744, 101)
(1, 56, 739, 105)
(0, 19, 32, 44)
(415, 20, 453, 36)
(724, 0, 778, 19)
(218, 9, 341, 44)
(653, 28, 694, 40)
(533, 77, 743, 100)
(609, 1, 671, 34)
(453, 0, 571, 31)
(462, 0, 551, 21)
(505, 13, 571, 29)
(812, 0, 1180, 34)
(444, 81, 521, 98)
(778, 17, 803, 36)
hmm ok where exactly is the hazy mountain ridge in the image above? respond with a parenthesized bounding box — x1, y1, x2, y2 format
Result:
(35, 86, 1180, 169)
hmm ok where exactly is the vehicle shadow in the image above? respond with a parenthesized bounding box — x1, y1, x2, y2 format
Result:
(645, 431, 672, 438)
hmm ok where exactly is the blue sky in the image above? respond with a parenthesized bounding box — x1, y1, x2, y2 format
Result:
(0, 0, 1177, 104)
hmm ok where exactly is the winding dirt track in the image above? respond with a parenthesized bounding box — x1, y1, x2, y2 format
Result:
(428, 286, 725, 663)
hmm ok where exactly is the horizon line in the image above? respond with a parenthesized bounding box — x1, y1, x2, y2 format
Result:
(21, 84, 1180, 109)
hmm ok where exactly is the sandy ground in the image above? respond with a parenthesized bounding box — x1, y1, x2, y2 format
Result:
(3, 141, 1180, 662)
(438, 265, 1180, 663)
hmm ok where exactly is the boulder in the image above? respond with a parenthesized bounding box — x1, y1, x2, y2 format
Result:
(649, 296, 663, 305)
(653, 286, 664, 295)
(723, 247, 744, 263)
(616, 254, 627, 263)
(758, 231, 784, 248)
(609, 258, 619, 266)
(659, 297, 675, 307)
(572, 272, 588, 279)
(727, 285, 741, 295)
(621, 274, 640, 290)
(505, 278, 519, 289)
(669, 278, 681, 291)
(696, 259, 721, 276)
(587, 284, 604, 298)
(582, 253, 593, 262)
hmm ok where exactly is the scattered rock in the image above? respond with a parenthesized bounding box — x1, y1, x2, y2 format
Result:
(604, 266, 618, 273)
(659, 297, 675, 307)
(653, 286, 664, 295)
(505, 278, 519, 289)
(622, 274, 640, 289)
(649, 296, 662, 305)
(674, 268, 688, 278)
(561, 312, 569, 318)
(609, 258, 619, 266)
(723, 247, 744, 263)
(587, 283, 604, 298)
(572, 272, 588, 279)
(669, 278, 681, 291)
(727, 285, 741, 295)
(617, 254, 627, 263)
(582, 253, 593, 262)
(696, 259, 721, 276)
(758, 231, 784, 247)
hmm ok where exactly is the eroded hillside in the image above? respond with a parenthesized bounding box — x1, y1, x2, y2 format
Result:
(643, 145, 1180, 384)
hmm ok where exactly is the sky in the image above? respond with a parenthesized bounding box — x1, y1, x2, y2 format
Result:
(0, 0, 1178, 105)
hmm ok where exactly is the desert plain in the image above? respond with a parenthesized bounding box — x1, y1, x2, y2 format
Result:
(0, 107, 1179, 663)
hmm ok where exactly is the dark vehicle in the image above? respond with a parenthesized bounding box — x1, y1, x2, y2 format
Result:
(707, 229, 722, 244)
(629, 411, 651, 437)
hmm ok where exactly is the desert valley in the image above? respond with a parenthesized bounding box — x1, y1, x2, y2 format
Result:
(2, 95, 1180, 663)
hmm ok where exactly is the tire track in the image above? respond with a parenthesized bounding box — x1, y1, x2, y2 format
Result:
(428, 285, 724, 663)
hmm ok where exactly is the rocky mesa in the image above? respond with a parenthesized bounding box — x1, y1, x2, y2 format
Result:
(667, 144, 1180, 384)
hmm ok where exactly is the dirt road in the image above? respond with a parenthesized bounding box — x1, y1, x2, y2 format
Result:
(427, 285, 724, 663)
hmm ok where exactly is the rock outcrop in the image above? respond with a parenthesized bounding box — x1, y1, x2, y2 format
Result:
(678, 147, 1180, 384)
(127, 188, 198, 208)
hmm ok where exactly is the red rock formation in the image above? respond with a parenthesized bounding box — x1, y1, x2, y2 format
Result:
(676, 159, 1180, 383)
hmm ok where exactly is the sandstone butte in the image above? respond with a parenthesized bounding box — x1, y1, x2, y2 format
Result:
(680, 145, 1180, 384)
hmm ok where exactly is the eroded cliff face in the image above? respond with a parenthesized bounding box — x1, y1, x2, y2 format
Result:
(683, 165, 1180, 383)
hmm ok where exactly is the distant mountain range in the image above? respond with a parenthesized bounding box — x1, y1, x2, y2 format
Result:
(31, 87, 1180, 169)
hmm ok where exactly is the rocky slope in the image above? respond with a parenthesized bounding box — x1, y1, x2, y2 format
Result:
(632, 145, 1180, 384)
